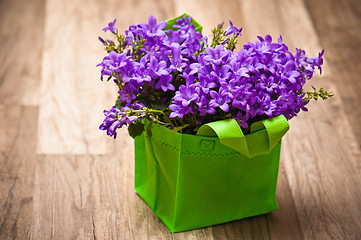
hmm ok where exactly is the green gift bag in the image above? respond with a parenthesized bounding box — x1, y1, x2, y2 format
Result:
(134, 114, 289, 233)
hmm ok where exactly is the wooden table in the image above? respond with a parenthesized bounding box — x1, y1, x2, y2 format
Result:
(1, 0, 360, 239)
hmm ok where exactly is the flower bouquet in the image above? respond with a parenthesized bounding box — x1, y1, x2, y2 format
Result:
(97, 14, 332, 232)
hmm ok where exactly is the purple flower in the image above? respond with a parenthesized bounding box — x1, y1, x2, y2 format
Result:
(155, 75, 175, 92)
(189, 61, 211, 75)
(118, 84, 137, 105)
(169, 104, 192, 118)
(169, 43, 187, 72)
(140, 15, 167, 38)
(235, 111, 249, 129)
(173, 85, 198, 107)
(231, 83, 253, 110)
(172, 15, 192, 29)
(105, 51, 128, 71)
(225, 20, 242, 36)
(147, 57, 169, 78)
(107, 120, 121, 138)
(307, 49, 324, 74)
(257, 94, 277, 117)
(220, 79, 238, 98)
(210, 64, 232, 83)
(132, 58, 152, 84)
(195, 74, 217, 94)
(180, 72, 196, 86)
(103, 19, 117, 33)
(282, 60, 300, 84)
(125, 24, 145, 42)
(262, 75, 280, 93)
(209, 89, 231, 112)
(203, 45, 232, 65)
(98, 16, 326, 138)
(97, 51, 134, 81)
(97, 66, 112, 81)
(234, 67, 250, 78)
(99, 103, 147, 138)
(99, 107, 122, 138)
(197, 96, 216, 116)
(181, 24, 203, 55)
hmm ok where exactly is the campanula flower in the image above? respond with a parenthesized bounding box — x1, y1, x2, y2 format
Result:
(155, 75, 175, 92)
(197, 96, 217, 116)
(209, 89, 231, 112)
(169, 43, 187, 72)
(235, 111, 249, 129)
(173, 85, 198, 107)
(141, 15, 167, 38)
(103, 19, 117, 33)
(225, 20, 242, 36)
(98, 14, 328, 138)
(150, 57, 168, 75)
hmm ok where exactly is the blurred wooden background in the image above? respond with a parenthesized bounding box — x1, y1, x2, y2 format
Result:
(1, 0, 360, 239)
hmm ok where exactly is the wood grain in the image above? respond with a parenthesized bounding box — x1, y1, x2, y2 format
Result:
(38, 0, 115, 154)
(304, 0, 361, 149)
(0, 0, 361, 239)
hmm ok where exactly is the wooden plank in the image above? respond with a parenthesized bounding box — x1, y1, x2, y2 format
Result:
(0, 105, 22, 154)
(38, 0, 116, 154)
(0, 106, 38, 239)
(282, 117, 361, 238)
(0, 0, 45, 107)
(0, 7, 41, 236)
(303, 0, 361, 148)
(0, 4, 43, 238)
(31, 154, 98, 239)
(0, 0, 45, 153)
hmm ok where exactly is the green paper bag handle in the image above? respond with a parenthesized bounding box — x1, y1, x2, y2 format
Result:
(196, 115, 289, 158)
(165, 13, 203, 33)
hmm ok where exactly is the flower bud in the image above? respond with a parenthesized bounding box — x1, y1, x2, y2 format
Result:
(107, 40, 115, 45)
(98, 36, 106, 45)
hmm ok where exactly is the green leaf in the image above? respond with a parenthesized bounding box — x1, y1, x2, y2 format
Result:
(128, 121, 145, 139)
(115, 95, 121, 109)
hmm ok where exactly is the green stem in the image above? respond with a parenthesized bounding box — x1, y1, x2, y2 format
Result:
(126, 108, 176, 128)
(152, 118, 171, 126)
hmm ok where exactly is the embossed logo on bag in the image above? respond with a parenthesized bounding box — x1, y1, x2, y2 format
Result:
(199, 139, 216, 151)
